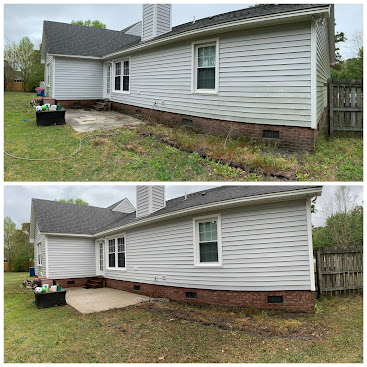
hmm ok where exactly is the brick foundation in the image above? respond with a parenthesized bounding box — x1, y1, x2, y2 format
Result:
(112, 102, 327, 152)
(55, 277, 90, 288)
(58, 100, 97, 109)
(106, 278, 315, 313)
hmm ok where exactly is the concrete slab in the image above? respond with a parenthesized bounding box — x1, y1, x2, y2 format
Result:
(66, 109, 145, 132)
(65, 287, 150, 314)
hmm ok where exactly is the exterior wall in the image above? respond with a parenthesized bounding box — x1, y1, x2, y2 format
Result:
(142, 4, 154, 41)
(315, 19, 330, 125)
(103, 199, 313, 291)
(47, 235, 96, 279)
(136, 186, 150, 217)
(109, 21, 312, 129)
(151, 186, 165, 212)
(34, 221, 47, 277)
(125, 21, 142, 37)
(44, 54, 54, 97)
(106, 279, 315, 313)
(112, 198, 135, 213)
(54, 57, 103, 100)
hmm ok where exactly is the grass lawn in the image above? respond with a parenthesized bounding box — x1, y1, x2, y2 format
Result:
(4, 272, 363, 363)
(4, 91, 363, 181)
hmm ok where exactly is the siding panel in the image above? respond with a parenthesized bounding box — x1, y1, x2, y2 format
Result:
(34, 221, 46, 276)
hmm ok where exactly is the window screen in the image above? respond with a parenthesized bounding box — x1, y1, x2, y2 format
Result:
(123, 60, 129, 91)
(197, 45, 216, 90)
(117, 237, 125, 268)
(115, 62, 121, 91)
(198, 220, 218, 262)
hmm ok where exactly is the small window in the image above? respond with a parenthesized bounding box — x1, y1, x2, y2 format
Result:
(194, 215, 222, 267)
(268, 296, 283, 304)
(107, 235, 126, 269)
(37, 243, 42, 266)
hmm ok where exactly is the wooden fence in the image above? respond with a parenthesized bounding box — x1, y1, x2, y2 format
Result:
(315, 246, 363, 297)
(328, 78, 363, 136)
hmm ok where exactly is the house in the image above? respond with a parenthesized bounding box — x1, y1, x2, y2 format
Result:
(4, 60, 25, 91)
(40, 4, 334, 151)
(30, 185, 322, 313)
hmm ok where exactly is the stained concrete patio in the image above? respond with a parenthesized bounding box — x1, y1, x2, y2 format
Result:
(66, 109, 145, 132)
(65, 287, 150, 314)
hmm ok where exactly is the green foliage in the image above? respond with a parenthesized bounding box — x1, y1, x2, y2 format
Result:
(313, 205, 363, 249)
(4, 217, 32, 271)
(71, 19, 106, 28)
(331, 47, 363, 79)
(335, 31, 347, 62)
(55, 198, 89, 205)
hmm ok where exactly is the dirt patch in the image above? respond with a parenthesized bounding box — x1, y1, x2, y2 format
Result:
(137, 131, 295, 181)
(139, 302, 323, 340)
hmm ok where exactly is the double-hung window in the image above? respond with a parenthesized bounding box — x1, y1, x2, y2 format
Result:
(193, 40, 218, 93)
(37, 243, 42, 266)
(193, 214, 222, 267)
(114, 59, 130, 92)
(107, 235, 126, 269)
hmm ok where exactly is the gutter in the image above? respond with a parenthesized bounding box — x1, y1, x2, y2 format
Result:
(40, 187, 322, 238)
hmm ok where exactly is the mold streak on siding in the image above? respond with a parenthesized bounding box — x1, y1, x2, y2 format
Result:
(54, 57, 103, 100)
(103, 199, 313, 291)
(110, 21, 312, 128)
(47, 236, 96, 278)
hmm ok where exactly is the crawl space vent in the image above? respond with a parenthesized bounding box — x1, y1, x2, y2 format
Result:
(136, 109, 142, 115)
(263, 130, 280, 139)
(186, 292, 197, 299)
(67, 280, 75, 285)
(181, 118, 193, 126)
(133, 285, 140, 291)
(268, 295, 283, 304)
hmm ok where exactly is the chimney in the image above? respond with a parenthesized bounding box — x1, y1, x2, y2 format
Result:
(136, 185, 166, 218)
(142, 4, 172, 42)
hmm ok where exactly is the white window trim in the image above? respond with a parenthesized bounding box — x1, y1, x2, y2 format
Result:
(105, 233, 127, 270)
(36, 242, 42, 266)
(191, 38, 219, 95)
(112, 57, 131, 94)
(193, 213, 223, 268)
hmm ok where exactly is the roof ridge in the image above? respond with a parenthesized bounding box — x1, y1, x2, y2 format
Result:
(44, 20, 125, 34)
(32, 198, 112, 211)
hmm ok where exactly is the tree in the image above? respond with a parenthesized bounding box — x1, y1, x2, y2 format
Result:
(335, 30, 347, 63)
(330, 47, 363, 79)
(4, 217, 16, 263)
(313, 187, 363, 249)
(71, 19, 106, 28)
(55, 198, 89, 205)
(4, 41, 18, 87)
(17, 37, 35, 91)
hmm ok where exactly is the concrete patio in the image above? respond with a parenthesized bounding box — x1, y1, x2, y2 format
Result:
(65, 287, 150, 314)
(66, 109, 145, 132)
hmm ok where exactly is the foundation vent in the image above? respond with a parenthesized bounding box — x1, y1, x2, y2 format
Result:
(186, 292, 197, 299)
(263, 130, 280, 139)
(136, 109, 142, 115)
(268, 295, 283, 304)
(182, 118, 193, 126)
(133, 285, 140, 291)
(67, 280, 75, 285)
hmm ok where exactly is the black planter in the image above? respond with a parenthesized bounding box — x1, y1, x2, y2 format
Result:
(36, 109, 66, 126)
(35, 290, 67, 309)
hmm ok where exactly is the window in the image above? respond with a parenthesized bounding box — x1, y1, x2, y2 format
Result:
(114, 59, 130, 92)
(107, 235, 126, 269)
(37, 243, 42, 266)
(193, 215, 222, 267)
(193, 40, 218, 93)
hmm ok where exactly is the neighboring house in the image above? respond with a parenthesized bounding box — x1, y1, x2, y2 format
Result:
(30, 185, 322, 313)
(4, 60, 25, 91)
(40, 4, 335, 151)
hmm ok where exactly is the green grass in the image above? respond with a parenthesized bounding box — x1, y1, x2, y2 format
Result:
(4, 91, 363, 181)
(5, 272, 363, 363)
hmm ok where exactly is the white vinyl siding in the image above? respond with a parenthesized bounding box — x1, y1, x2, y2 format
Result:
(136, 186, 165, 217)
(112, 198, 135, 213)
(103, 199, 313, 291)
(110, 21, 312, 128)
(44, 54, 54, 97)
(34, 221, 46, 277)
(142, 4, 155, 41)
(156, 4, 171, 36)
(54, 57, 103, 100)
(315, 18, 331, 124)
(125, 21, 142, 37)
(47, 236, 96, 278)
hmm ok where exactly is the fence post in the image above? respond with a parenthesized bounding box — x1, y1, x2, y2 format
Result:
(328, 79, 334, 136)
(316, 249, 323, 298)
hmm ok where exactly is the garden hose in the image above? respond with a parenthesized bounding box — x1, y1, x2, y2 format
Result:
(4, 132, 120, 162)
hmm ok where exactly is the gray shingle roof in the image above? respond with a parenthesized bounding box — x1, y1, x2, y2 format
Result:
(43, 4, 329, 58)
(32, 185, 321, 236)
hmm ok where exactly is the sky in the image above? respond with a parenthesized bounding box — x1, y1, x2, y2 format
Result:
(4, 184, 363, 229)
(3, 3, 363, 60)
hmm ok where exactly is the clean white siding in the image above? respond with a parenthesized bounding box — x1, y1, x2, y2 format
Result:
(315, 19, 330, 124)
(103, 199, 313, 291)
(45, 54, 54, 97)
(151, 186, 165, 212)
(142, 4, 155, 41)
(34, 221, 46, 277)
(156, 4, 171, 35)
(136, 186, 150, 217)
(110, 21, 312, 128)
(112, 198, 135, 213)
(47, 236, 96, 278)
(126, 22, 142, 37)
(54, 57, 103, 100)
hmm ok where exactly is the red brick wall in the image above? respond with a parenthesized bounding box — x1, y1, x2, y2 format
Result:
(112, 102, 327, 152)
(58, 100, 96, 109)
(106, 278, 315, 313)
(55, 278, 89, 288)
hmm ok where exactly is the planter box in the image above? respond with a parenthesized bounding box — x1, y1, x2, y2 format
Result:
(36, 109, 66, 126)
(35, 290, 67, 309)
